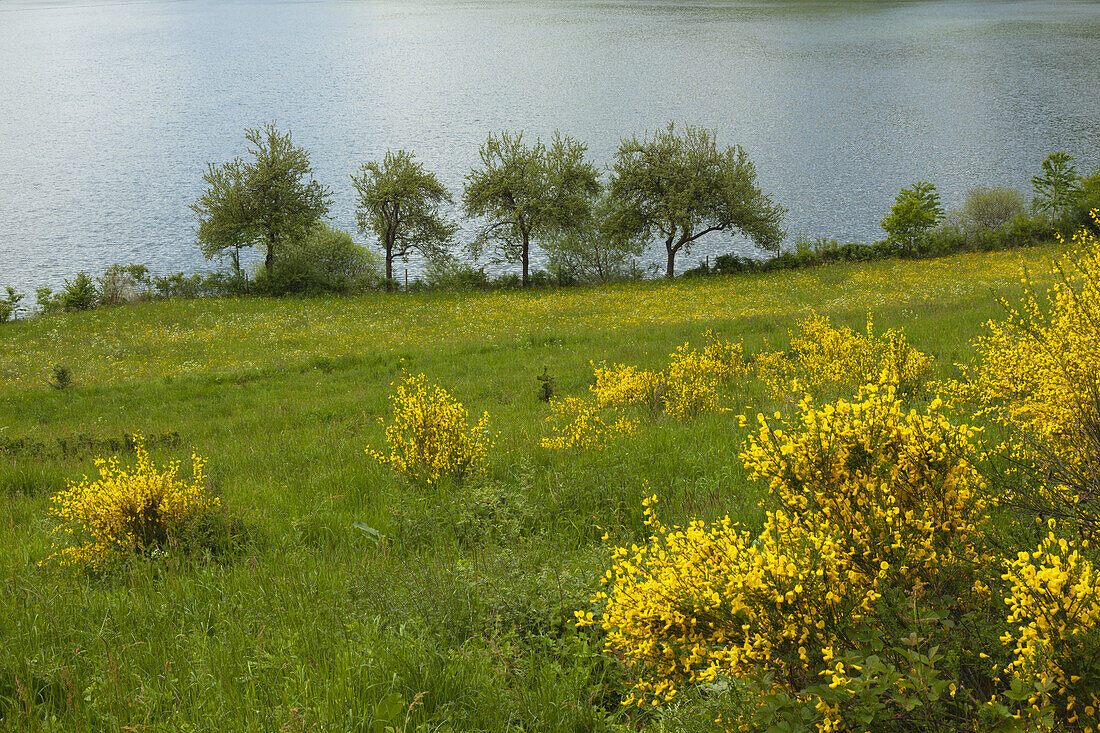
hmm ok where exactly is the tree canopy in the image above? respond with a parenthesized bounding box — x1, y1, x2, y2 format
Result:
(881, 181, 943, 255)
(352, 150, 456, 290)
(607, 123, 786, 279)
(192, 123, 332, 277)
(463, 131, 600, 286)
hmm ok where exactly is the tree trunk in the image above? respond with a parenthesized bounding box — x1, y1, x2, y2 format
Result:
(265, 231, 276, 275)
(666, 240, 677, 279)
(521, 231, 530, 287)
(385, 247, 394, 293)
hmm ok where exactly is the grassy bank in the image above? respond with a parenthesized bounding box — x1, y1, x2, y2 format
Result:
(0, 244, 1065, 731)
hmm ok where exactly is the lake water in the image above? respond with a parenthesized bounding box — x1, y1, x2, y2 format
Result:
(1, 0, 1098, 294)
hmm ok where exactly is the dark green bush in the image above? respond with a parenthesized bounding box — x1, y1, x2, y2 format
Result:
(59, 272, 97, 312)
(253, 224, 382, 295)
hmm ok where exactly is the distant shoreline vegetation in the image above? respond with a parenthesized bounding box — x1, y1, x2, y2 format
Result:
(1, 124, 1096, 323)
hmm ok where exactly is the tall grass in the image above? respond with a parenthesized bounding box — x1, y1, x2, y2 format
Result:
(0, 245, 1064, 730)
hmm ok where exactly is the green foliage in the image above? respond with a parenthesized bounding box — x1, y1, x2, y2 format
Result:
(960, 185, 1027, 232)
(97, 263, 151, 305)
(192, 123, 332, 277)
(353, 150, 457, 290)
(254, 223, 382, 295)
(421, 254, 489, 291)
(881, 181, 943, 254)
(608, 122, 786, 278)
(463, 130, 600, 286)
(1068, 170, 1100, 237)
(1031, 151, 1080, 223)
(59, 271, 98, 311)
(0, 286, 24, 323)
(542, 193, 645, 283)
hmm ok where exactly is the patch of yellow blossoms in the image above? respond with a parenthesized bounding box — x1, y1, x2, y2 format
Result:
(951, 212, 1100, 525)
(542, 332, 746, 449)
(1001, 524, 1100, 730)
(43, 435, 218, 569)
(581, 380, 990, 710)
(756, 311, 932, 399)
(368, 372, 492, 484)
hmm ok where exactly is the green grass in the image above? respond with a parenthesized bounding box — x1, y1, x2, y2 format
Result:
(0, 245, 1064, 731)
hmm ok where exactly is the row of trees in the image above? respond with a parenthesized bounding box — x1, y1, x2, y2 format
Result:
(192, 123, 787, 287)
(880, 152, 1100, 254)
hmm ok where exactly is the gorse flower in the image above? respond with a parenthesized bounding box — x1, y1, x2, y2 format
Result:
(1001, 525, 1100, 729)
(756, 311, 932, 399)
(368, 371, 491, 484)
(543, 332, 745, 450)
(43, 435, 218, 569)
(538, 396, 635, 450)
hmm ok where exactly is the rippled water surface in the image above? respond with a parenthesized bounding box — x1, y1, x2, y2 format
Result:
(1, 0, 1098, 292)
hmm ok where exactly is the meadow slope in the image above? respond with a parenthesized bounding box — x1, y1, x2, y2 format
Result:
(0, 245, 1063, 731)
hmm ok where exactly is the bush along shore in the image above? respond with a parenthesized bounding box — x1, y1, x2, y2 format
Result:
(3, 125, 1096, 320)
(1, 209, 1099, 729)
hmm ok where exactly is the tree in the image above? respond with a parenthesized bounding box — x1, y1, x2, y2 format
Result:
(881, 181, 943, 255)
(607, 123, 785, 279)
(463, 131, 600, 286)
(1032, 151, 1081, 223)
(961, 185, 1026, 231)
(1067, 170, 1100, 239)
(352, 150, 457, 290)
(192, 157, 250, 279)
(192, 123, 332, 278)
(543, 193, 645, 283)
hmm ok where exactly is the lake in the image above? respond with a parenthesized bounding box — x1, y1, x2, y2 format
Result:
(1, 0, 1098, 294)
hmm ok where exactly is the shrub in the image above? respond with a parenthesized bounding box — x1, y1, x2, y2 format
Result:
(961, 185, 1027, 232)
(97, 263, 151, 305)
(42, 435, 220, 570)
(1000, 524, 1100, 728)
(882, 181, 943, 255)
(581, 380, 999, 727)
(252, 224, 382, 295)
(423, 254, 489, 291)
(539, 396, 635, 450)
(59, 271, 98, 312)
(591, 332, 746, 418)
(951, 211, 1100, 535)
(34, 286, 60, 314)
(0, 286, 24, 323)
(368, 372, 492, 484)
(755, 311, 932, 399)
(544, 333, 745, 450)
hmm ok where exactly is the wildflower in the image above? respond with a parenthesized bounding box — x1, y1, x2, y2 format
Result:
(368, 371, 491, 484)
(43, 435, 219, 569)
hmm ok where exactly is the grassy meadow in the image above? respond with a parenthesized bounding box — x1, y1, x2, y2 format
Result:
(0, 244, 1066, 731)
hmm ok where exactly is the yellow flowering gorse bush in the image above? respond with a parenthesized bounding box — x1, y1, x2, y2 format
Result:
(538, 396, 636, 450)
(952, 212, 1100, 530)
(742, 382, 991, 578)
(543, 332, 745, 450)
(368, 372, 491, 484)
(757, 312, 932, 399)
(582, 379, 992, 719)
(1001, 524, 1100, 730)
(44, 435, 219, 569)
